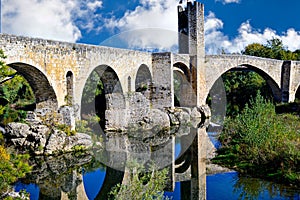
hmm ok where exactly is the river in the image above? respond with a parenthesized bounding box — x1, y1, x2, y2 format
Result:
(13, 130, 300, 200)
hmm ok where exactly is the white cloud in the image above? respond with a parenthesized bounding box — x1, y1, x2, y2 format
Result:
(2, 0, 103, 42)
(216, 0, 240, 4)
(204, 13, 300, 54)
(103, 0, 179, 51)
(87, 1, 103, 11)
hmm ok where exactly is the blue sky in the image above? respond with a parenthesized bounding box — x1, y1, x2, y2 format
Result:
(2, 0, 300, 54)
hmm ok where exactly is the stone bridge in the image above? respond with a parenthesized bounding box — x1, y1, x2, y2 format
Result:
(205, 55, 300, 102)
(0, 1, 300, 129)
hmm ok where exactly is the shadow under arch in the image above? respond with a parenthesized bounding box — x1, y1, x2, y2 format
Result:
(295, 83, 300, 101)
(135, 64, 152, 92)
(81, 65, 125, 131)
(7, 62, 58, 110)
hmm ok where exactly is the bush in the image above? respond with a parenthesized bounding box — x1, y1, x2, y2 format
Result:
(214, 93, 300, 186)
(0, 134, 31, 196)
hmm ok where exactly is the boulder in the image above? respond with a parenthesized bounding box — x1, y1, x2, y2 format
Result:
(5, 122, 31, 138)
(64, 133, 93, 151)
(44, 130, 67, 155)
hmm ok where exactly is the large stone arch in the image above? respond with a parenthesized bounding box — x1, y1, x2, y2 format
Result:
(7, 62, 58, 110)
(135, 64, 152, 92)
(173, 62, 196, 107)
(205, 56, 282, 102)
(81, 65, 126, 130)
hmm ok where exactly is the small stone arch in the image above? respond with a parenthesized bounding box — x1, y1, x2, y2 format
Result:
(173, 62, 191, 82)
(173, 62, 196, 107)
(7, 62, 58, 110)
(135, 64, 152, 92)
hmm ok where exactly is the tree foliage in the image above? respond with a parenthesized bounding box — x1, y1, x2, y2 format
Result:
(242, 38, 300, 61)
(0, 49, 35, 125)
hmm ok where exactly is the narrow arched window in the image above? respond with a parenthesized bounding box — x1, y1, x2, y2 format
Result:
(128, 76, 132, 93)
(66, 71, 73, 105)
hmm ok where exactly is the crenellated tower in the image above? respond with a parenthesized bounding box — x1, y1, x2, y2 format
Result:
(178, 0, 206, 105)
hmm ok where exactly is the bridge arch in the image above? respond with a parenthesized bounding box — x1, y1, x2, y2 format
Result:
(81, 64, 125, 129)
(7, 62, 58, 109)
(173, 62, 196, 107)
(135, 64, 152, 92)
(206, 63, 282, 103)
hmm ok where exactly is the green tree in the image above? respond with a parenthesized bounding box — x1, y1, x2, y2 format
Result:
(0, 49, 35, 125)
(243, 38, 300, 61)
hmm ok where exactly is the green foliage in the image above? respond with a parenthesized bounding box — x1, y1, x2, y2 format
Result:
(82, 71, 103, 106)
(0, 49, 35, 125)
(109, 161, 169, 200)
(220, 71, 272, 116)
(214, 93, 300, 186)
(242, 38, 300, 61)
(0, 133, 31, 196)
(56, 123, 76, 136)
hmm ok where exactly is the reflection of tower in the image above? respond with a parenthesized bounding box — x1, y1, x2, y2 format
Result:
(178, 1, 207, 106)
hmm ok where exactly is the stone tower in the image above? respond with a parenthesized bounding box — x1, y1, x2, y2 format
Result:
(178, 0, 206, 105)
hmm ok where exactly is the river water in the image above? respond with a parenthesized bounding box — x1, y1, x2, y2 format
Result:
(13, 131, 300, 200)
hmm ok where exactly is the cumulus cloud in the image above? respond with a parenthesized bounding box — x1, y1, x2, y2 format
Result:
(205, 13, 300, 54)
(1, 0, 103, 42)
(103, 0, 179, 51)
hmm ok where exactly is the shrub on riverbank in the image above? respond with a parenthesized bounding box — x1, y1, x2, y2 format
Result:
(213, 93, 300, 186)
(0, 132, 31, 198)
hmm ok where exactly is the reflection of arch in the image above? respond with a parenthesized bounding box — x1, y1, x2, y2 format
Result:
(94, 167, 124, 200)
(135, 64, 152, 92)
(8, 62, 58, 109)
(207, 64, 281, 102)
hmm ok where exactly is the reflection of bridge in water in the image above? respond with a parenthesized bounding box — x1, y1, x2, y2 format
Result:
(27, 126, 208, 200)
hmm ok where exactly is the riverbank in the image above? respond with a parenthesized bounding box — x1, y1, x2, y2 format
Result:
(212, 94, 300, 187)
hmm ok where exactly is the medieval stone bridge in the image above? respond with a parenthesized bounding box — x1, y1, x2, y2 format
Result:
(0, 1, 300, 129)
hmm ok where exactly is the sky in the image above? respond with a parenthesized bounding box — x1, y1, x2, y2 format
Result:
(1, 0, 300, 54)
